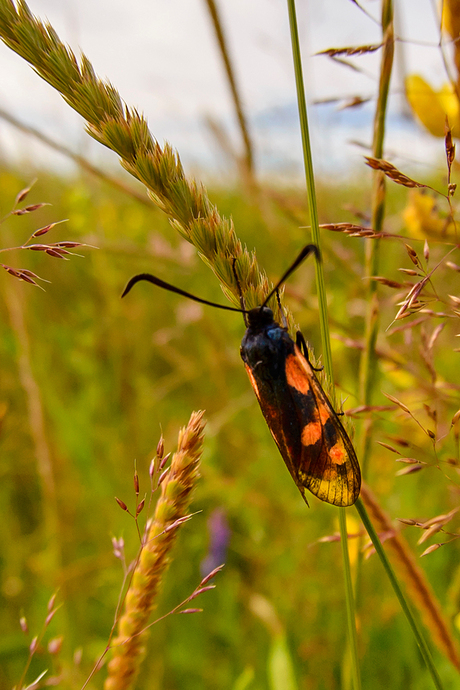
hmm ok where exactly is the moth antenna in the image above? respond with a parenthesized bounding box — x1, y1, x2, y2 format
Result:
(122, 273, 244, 314)
(261, 244, 320, 309)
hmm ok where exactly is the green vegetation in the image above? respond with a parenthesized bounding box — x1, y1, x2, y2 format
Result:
(1, 167, 459, 689)
(1, 0, 460, 688)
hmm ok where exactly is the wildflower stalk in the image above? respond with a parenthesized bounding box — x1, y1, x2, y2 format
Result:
(358, 0, 394, 468)
(352, 3, 450, 685)
(355, 0, 395, 611)
(286, 2, 360, 689)
(104, 411, 205, 690)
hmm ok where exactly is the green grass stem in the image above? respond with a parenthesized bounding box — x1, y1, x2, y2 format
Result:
(287, 2, 444, 688)
(355, 498, 444, 690)
(285, 0, 332, 382)
(357, 2, 443, 685)
(358, 0, 394, 465)
(286, 2, 361, 689)
(355, 0, 395, 609)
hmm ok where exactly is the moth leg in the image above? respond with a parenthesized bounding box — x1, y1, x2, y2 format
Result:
(275, 289, 289, 330)
(295, 331, 323, 372)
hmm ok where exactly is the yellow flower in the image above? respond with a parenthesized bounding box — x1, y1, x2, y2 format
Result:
(403, 189, 453, 238)
(405, 75, 460, 137)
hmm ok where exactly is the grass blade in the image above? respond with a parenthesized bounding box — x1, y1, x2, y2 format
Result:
(286, 2, 361, 689)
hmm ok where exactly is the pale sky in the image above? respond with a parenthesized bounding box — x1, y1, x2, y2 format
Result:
(0, 0, 449, 179)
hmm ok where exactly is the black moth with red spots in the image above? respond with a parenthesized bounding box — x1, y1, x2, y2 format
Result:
(241, 305, 360, 507)
(122, 244, 361, 507)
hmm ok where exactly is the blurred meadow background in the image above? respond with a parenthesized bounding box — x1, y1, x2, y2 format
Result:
(1, 0, 460, 688)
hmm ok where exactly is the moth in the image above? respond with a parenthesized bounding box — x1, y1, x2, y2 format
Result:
(122, 244, 361, 506)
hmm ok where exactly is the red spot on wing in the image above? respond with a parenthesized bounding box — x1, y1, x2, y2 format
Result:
(301, 422, 321, 445)
(286, 346, 361, 505)
(285, 353, 312, 395)
(329, 443, 346, 464)
(244, 342, 361, 506)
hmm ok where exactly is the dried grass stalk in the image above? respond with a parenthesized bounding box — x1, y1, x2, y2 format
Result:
(104, 411, 206, 690)
(337, 96, 371, 109)
(203, 0, 254, 180)
(317, 44, 382, 57)
(445, 121, 456, 173)
(360, 483, 460, 670)
(365, 157, 428, 189)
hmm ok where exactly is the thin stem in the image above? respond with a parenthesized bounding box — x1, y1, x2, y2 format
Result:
(286, 0, 333, 383)
(339, 509, 361, 690)
(286, 3, 361, 690)
(356, 0, 394, 631)
(353, 5, 443, 686)
(203, 0, 254, 179)
(358, 0, 394, 467)
(355, 499, 444, 690)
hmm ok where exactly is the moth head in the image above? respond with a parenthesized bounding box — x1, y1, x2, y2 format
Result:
(246, 305, 275, 330)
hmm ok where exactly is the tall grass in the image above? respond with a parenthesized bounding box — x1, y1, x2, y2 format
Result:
(0, 0, 460, 688)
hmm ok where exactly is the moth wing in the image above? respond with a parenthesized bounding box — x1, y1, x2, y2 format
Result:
(285, 347, 361, 507)
(244, 363, 305, 492)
